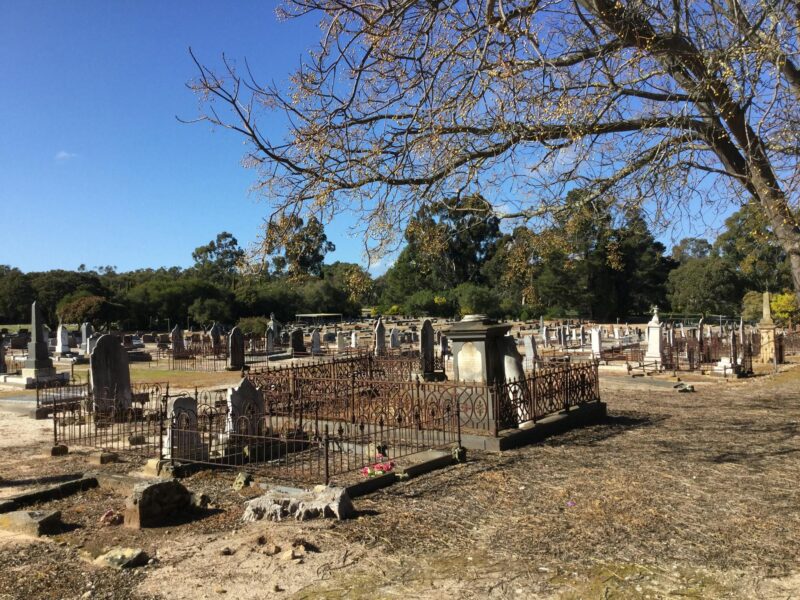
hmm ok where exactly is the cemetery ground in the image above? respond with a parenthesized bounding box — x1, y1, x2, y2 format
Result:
(1, 363, 799, 599)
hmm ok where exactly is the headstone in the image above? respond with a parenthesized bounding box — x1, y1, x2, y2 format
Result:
(440, 334, 448, 357)
(373, 317, 386, 356)
(22, 301, 55, 378)
(80, 322, 93, 353)
(266, 328, 275, 354)
(350, 330, 358, 349)
(55, 324, 70, 355)
(591, 327, 602, 356)
(310, 328, 322, 355)
(501, 335, 529, 423)
(523, 335, 537, 370)
(209, 322, 223, 349)
(268, 313, 281, 341)
(336, 332, 347, 352)
(290, 328, 305, 353)
(90, 334, 132, 412)
(226, 377, 265, 437)
(0, 335, 6, 374)
(758, 292, 778, 363)
(170, 325, 185, 353)
(164, 395, 205, 461)
(644, 307, 663, 366)
(86, 333, 101, 356)
(389, 327, 400, 349)
(540, 324, 549, 348)
(420, 319, 435, 376)
(227, 327, 245, 370)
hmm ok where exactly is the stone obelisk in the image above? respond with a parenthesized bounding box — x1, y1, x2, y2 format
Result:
(22, 301, 56, 380)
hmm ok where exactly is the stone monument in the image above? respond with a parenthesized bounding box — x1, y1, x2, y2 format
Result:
(758, 291, 778, 364)
(420, 319, 435, 378)
(22, 301, 56, 380)
(291, 328, 305, 353)
(90, 334, 133, 412)
(227, 326, 245, 371)
(373, 317, 386, 356)
(644, 306, 663, 367)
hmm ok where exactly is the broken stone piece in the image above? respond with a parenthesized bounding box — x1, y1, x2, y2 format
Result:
(0, 510, 61, 536)
(90, 451, 118, 465)
(50, 444, 68, 457)
(124, 479, 192, 529)
(232, 472, 253, 491)
(93, 547, 148, 569)
(242, 486, 354, 523)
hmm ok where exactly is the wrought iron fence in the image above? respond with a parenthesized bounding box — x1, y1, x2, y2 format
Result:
(498, 361, 600, 431)
(168, 376, 462, 485)
(51, 383, 170, 457)
(49, 360, 600, 485)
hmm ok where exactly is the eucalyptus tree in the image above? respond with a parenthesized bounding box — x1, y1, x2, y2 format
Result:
(190, 0, 800, 301)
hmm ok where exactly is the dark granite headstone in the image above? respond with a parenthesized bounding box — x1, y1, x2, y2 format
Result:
(90, 334, 132, 412)
(227, 327, 245, 371)
(290, 328, 305, 353)
(24, 302, 53, 370)
(420, 319, 435, 375)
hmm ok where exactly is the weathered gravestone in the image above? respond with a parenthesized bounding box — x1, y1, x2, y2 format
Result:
(310, 328, 322, 355)
(389, 327, 400, 349)
(268, 313, 281, 339)
(336, 331, 347, 352)
(502, 335, 530, 423)
(227, 327, 245, 371)
(22, 301, 55, 379)
(266, 327, 275, 354)
(226, 377, 265, 437)
(163, 395, 205, 461)
(54, 324, 70, 356)
(540, 324, 549, 348)
(208, 322, 223, 349)
(170, 325, 185, 353)
(350, 330, 358, 349)
(373, 318, 386, 356)
(90, 334, 133, 412)
(290, 328, 305, 353)
(420, 319, 435, 376)
(591, 327, 602, 356)
(523, 335, 537, 370)
(644, 307, 663, 366)
(86, 333, 101, 356)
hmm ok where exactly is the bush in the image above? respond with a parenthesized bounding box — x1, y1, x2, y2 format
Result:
(237, 316, 270, 335)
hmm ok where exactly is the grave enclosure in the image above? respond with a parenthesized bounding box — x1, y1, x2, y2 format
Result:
(47, 335, 601, 485)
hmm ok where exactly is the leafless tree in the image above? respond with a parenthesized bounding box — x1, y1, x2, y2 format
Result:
(188, 0, 800, 302)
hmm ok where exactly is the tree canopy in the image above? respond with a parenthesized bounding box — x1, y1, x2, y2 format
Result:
(190, 0, 800, 303)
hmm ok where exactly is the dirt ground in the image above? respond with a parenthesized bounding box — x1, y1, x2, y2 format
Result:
(1, 363, 799, 599)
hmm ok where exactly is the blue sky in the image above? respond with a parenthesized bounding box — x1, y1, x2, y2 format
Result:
(0, 2, 731, 275)
(0, 1, 376, 273)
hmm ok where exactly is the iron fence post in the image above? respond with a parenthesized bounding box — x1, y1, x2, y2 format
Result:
(323, 424, 330, 485)
(53, 391, 58, 446)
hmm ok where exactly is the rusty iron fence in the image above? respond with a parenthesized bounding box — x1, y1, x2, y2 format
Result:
(167, 378, 462, 485)
(783, 332, 800, 355)
(49, 359, 600, 485)
(49, 383, 171, 457)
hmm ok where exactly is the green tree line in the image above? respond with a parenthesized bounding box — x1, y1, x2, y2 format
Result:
(0, 201, 797, 329)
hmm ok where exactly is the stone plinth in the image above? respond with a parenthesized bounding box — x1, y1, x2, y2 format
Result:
(759, 326, 777, 364)
(449, 315, 511, 385)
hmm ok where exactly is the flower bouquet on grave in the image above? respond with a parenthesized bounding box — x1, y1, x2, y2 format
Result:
(360, 454, 396, 478)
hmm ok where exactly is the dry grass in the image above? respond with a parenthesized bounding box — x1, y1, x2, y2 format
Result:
(1, 365, 799, 598)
